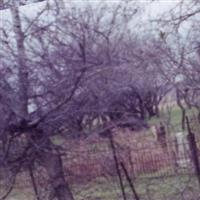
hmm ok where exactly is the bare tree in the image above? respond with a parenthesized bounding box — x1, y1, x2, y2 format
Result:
(155, 0, 200, 125)
(0, 1, 143, 199)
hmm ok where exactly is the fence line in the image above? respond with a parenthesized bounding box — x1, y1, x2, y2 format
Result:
(1, 117, 199, 200)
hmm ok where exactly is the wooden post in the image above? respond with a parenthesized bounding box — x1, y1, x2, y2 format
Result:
(186, 116, 200, 186)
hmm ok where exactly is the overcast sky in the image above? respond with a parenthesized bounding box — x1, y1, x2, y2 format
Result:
(0, 0, 179, 17)
(0, 0, 181, 32)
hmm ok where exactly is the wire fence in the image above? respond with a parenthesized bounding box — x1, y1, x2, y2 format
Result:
(62, 137, 198, 181)
(1, 117, 200, 200)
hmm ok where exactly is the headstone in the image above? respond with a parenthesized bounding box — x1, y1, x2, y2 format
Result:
(174, 132, 190, 168)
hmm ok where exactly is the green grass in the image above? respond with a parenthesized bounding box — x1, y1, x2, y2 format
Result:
(73, 175, 199, 200)
(5, 175, 199, 200)
(148, 106, 199, 133)
(4, 105, 200, 200)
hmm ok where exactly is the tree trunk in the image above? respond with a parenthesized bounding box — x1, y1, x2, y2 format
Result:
(197, 110, 200, 124)
(31, 129, 75, 200)
(11, 5, 28, 117)
(176, 89, 186, 130)
(41, 150, 74, 200)
(146, 105, 156, 118)
(11, 5, 74, 200)
(155, 104, 160, 117)
(137, 95, 146, 120)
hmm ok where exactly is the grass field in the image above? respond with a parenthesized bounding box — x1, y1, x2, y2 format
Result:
(3, 106, 200, 200)
(4, 174, 200, 200)
(149, 106, 199, 133)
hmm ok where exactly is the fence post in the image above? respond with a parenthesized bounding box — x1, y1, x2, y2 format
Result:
(186, 116, 200, 186)
(120, 162, 140, 200)
(28, 165, 41, 200)
(108, 131, 127, 200)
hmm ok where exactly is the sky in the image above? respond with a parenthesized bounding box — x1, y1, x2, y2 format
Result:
(0, 0, 179, 18)
(146, 0, 180, 18)
(0, 0, 180, 36)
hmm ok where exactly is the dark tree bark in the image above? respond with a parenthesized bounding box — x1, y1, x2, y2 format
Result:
(41, 149, 74, 200)
(10, 4, 75, 200)
(30, 129, 75, 200)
